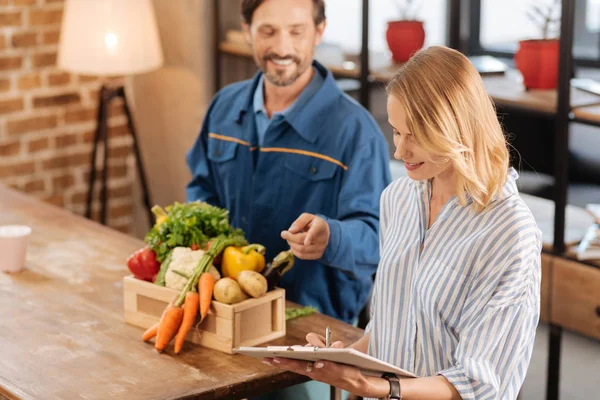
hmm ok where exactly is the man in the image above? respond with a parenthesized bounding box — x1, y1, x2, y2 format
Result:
(186, 0, 390, 326)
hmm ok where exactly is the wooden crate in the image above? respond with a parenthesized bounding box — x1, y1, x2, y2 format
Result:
(123, 276, 286, 354)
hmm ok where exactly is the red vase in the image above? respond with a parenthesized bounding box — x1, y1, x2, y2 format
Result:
(514, 39, 560, 90)
(386, 20, 425, 63)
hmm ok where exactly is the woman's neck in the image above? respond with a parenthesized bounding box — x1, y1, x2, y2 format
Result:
(430, 167, 456, 206)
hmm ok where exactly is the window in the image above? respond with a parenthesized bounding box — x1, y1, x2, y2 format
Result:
(321, 0, 448, 56)
(475, 0, 600, 65)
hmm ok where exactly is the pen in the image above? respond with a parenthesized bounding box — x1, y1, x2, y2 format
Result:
(325, 325, 331, 348)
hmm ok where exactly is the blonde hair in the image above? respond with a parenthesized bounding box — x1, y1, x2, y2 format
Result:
(386, 46, 509, 210)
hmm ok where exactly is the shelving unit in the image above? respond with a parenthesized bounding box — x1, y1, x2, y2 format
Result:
(211, 1, 600, 399)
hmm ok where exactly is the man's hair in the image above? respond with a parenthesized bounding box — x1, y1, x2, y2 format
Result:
(241, 0, 326, 26)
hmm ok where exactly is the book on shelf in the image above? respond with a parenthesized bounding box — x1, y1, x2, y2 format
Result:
(577, 224, 600, 261)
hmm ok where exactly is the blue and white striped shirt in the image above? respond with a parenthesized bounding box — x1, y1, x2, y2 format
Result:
(367, 168, 542, 399)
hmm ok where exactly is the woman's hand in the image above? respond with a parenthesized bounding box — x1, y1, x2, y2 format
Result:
(262, 333, 388, 398)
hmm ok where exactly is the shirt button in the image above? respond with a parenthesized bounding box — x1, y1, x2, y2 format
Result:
(310, 166, 318, 175)
(241, 216, 247, 224)
(214, 150, 221, 157)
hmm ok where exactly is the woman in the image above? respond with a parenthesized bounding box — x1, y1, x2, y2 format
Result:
(264, 46, 542, 399)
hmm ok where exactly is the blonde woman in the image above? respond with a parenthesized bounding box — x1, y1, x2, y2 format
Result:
(264, 46, 542, 400)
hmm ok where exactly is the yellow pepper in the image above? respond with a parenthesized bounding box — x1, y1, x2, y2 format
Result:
(221, 244, 266, 280)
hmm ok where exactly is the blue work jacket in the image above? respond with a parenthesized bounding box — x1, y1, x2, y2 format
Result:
(186, 61, 391, 323)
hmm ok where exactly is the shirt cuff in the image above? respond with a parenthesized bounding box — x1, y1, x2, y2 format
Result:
(437, 365, 475, 400)
(317, 214, 341, 266)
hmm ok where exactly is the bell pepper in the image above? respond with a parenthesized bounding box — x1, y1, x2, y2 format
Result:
(151, 205, 168, 228)
(126, 246, 161, 282)
(221, 244, 266, 280)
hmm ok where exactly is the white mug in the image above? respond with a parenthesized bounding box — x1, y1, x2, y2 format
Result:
(0, 225, 32, 273)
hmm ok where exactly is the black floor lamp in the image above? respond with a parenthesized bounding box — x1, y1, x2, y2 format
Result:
(57, 0, 163, 227)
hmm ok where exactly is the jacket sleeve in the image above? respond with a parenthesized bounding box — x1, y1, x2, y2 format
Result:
(185, 94, 220, 206)
(318, 117, 391, 279)
(437, 226, 542, 399)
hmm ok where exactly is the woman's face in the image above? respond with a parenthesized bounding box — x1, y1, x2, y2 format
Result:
(387, 95, 453, 181)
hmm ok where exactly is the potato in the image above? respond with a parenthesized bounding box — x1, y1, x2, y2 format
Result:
(237, 270, 268, 298)
(213, 278, 248, 304)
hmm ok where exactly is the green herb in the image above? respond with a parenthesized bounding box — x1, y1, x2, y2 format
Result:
(285, 306, 318, 321)
(145, 201, 245, 262)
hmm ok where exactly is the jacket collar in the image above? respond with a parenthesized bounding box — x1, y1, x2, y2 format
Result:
(232, 60, 343, 144)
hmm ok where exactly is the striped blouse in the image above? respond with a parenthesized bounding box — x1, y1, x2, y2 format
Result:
(366, 169, 542, 399)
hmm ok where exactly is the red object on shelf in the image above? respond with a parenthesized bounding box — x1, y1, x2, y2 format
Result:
(514, 39, 560, 90)
(386, 20, 425, 63)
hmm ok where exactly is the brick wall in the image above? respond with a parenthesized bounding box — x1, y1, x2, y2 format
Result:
(0, 0, 136, 233)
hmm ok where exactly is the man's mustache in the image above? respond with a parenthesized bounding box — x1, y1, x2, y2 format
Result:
(263, 53, 301, 64)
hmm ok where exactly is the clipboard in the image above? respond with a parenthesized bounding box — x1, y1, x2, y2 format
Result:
(234, 346, 417, 378)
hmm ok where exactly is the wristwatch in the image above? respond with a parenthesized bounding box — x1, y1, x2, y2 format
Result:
(382, 373, 402, 399)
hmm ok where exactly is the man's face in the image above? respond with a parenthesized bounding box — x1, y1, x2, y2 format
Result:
(243, 0, 325, 87)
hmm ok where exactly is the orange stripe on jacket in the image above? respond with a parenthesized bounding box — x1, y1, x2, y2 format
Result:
(260, 147, 348, 170)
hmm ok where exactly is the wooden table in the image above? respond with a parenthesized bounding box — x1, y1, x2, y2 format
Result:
(0, 185, 364, 400)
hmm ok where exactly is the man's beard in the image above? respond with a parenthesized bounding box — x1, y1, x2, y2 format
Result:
(259, 53, 309, 87)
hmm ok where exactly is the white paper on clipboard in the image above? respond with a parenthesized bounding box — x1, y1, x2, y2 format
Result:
(233, 346, 417, 378)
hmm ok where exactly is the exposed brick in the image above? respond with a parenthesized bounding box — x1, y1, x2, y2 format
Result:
(0, 97, 24, 114)
(71, 191, 87, 204)
(0, 78, 9, 92)
(82, 130, 94, 144)
(42, 152, 89, 170)
(65, 107, 95, 124)
(48, 72, 70, 86)
(42, 194, 64, 207)
(55, 133, 77, 148)
(0, 0, 9, 6)
(112, 223, 131, 234)
(109, 145, 131, 158)
(79, 75, 97, 83)
(53, 174, 75, 190)
(109, 203, 132, 219)
(43, 29, 60, 45)
(108, 164, 128, 179)
(0, 56, 23, 71)
(0, 35, 5, 49)
(0, 161, 35, 179)
(27, 137, 49, 153)
(0, 12, 22, 27)
(109, 124, 129, 138)
(11, 31, 37, 48)
(32, 52, 56, 68)
(108, 184, 132, 199)
(24, 179, 45, 192)
(45, 0, 64, 3)
(7, 115, 58, 135)
(29, 9, 62, 26)
(33, 93, 80, 108)
(0, 140, 20, 156)
(18, 73, 41, 90)
(13, 0, 38, 5)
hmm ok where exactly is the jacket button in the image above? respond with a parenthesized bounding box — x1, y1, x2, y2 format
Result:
(310, 166, 318, 174)
(214, 150, 221, 157)
(241, 216, 247, 224)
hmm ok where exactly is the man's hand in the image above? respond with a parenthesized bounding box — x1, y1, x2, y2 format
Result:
(281, 213, 330, 260)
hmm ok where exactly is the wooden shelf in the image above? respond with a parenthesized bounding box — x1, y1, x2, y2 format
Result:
(572, 104, 600, 124)
(521, 193, 596, 252)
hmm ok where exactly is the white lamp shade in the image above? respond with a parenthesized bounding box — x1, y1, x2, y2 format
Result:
(58, 0, 163, 76)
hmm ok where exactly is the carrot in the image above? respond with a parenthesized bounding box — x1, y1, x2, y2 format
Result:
(174, 291, 199, 354)
(155, 304, 184, 353)
(142, 322, 159, 342)
(198, 272, 215, 322)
